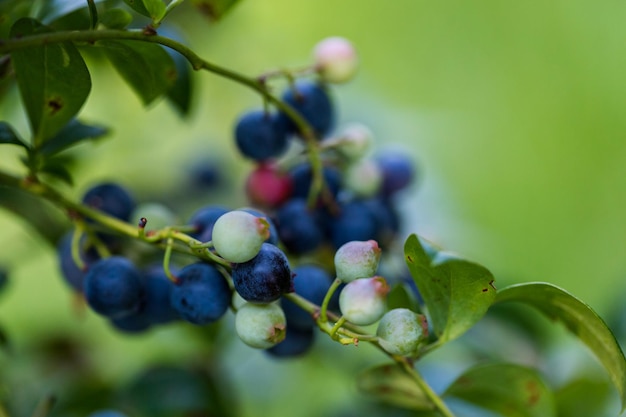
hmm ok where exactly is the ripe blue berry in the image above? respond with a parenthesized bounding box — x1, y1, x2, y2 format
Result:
(275, 199, 324, 254)
(187, 205, 229, 240)
(235, 302, 286, 348)
(231, 243, 293, 303)
(281, 265, 333, 330)
(334, 240, 381, 282)
(375, 150, 415, 197)
(289, 162, 342, 201)
(212, 210, 270, 263)
(84, 256, 143, 319)
(170, 262, 231, 325)
(376, 308, 428, 356)
(339, 276, 389, 325)
(279, 80, 335, 138)
(234, 110, 289, 161)
(330, 200, 379, 249)
(81, 182, 135, 221)
(266, 326, 315, 358)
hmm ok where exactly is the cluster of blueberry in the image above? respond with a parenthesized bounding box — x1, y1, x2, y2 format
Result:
(55, 37, 422, 358)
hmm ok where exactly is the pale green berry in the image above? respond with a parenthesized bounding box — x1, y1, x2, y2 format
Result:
(376, 308, 428, 356)
(335, 123, 373, 161)
(235, 302, 287, 349)
(212, 210, 270, 263)
(343, 159, 383, 197)
(313, 36, 358, 83)
(334, 240, 381, 282)
(339, 276, 389, 325)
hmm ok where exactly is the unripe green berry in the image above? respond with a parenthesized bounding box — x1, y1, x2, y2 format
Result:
(335, 123, 373, 161)
(334, 240, 381, 282)
(235, 302, 287, 349)
(343, 159, 383, 197)
(212, 210, 270, 263)
(376, 308, 428, 356)
(313, 36, 358, 83)
(339, 276, 389, 325)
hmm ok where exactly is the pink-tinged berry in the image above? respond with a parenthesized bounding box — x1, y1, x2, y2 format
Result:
(339, 276, 389, 325)
(212, 210, 270, 263)
(235, 302, 287, 349)
(334, 123, 373, 161)
(376, 308, 428, 356)
(245, 164, 294, 209)
(313, 36, 358, 84)
(334, 240, 382, 282)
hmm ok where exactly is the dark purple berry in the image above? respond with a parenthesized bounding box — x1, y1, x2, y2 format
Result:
(84, 256, 143, 319)
(187, 205, 229, 240)
(232, 243, 293, 303)
(330, 200, 379, 249)
(289, 162, 342, 201)
(279, 80, 335, 138)
(281, 265, 333, 330)
(275, 199, 324, 254)
(81, 182, 135, 221)
(375, 150, 415, 196)
(170, 262, 231, 325)
(234, 110, 289, 161)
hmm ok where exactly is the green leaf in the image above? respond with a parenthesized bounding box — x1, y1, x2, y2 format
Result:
(39, 119, 108, 156)
(356, 363, 435, 411)
(99, 8, 133, 29)
(404, 234, 496, 344)
(123, 0, 166, 21)
(495, 282, 626, 410)
(40, 161, 74, 185)
(190, 0, 240, 20)
(555, 376, 612, 417)
(99, 40, 177, 105)
(9, 18, 91, 146)
(0, 122, 28, 148)
(387, 282, 419, 312)
(166, 48, 194, 115)
(444, 363, 557, 417)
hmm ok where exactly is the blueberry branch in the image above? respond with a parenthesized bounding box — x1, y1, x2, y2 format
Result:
(0, 28, 325, 207)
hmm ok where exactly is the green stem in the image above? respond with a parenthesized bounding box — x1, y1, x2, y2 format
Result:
(162, 236, 178, 283)
(70, 225, 86, 270)
(319, 277, 342, 323)
(398, 359, 455, 417)
(153, 0, 186, 28)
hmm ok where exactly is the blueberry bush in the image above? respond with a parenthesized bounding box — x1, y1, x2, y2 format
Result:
(0, 1, 625, 417)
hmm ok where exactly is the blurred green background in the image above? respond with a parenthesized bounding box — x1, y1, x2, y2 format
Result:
(1, 0, 626, 416)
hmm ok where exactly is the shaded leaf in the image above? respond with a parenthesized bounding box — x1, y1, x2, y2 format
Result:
(0, 267, 8, 297)
(495, 282, 626, 410)
(387, 282, 417, 312)
(166, 47, 193, 115)
(0, 122, 28, 148)
(190, 0, 240, 20)
(404, 234, 496, 344)
(40, 160, 74, 185)
(99, 40, 177, 105)
(444, 362, 556, 417)
(356, 363, 435, 411)
(0, 0, 31, 39)
(39, 119, 108, 156)
(123, 0, 166, 21)
(10, 18, 91, 146)
(100, 8, 133, 29)
(0, 324, 10, 353)
(555, 376, 612, 417)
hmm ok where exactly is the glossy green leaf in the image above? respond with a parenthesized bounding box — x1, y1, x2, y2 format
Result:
(39, 119, 108, 156)
(190, 0, 241, 20)
(99, 8, 133, 29)
(444, 363, 556, 417)
(387, 282, 419, 312)
(123, 0, 166, 21)
(0, 0, 31, 39)
(404, 234, 496, 344)
(99, 40, 177, 105)
(356, 363, 435, 411)
(0, 122, 28, 148)
(9, 18, 91, 146)
(495, 282, 626, 410)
